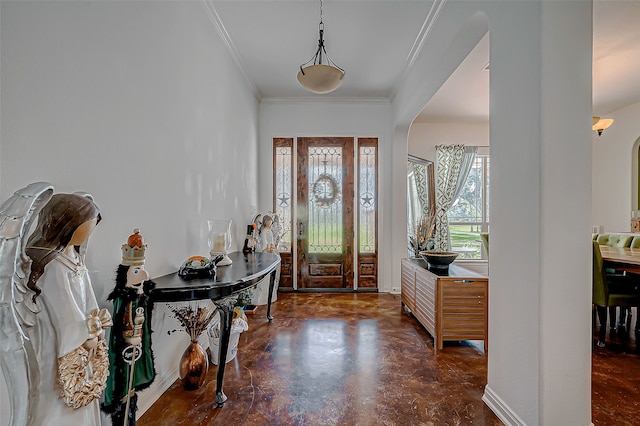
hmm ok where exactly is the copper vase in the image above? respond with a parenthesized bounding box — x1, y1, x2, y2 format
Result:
(179, 341, 209, 390)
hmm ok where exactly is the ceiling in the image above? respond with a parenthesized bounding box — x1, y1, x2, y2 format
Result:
(209, 0, 640, 123)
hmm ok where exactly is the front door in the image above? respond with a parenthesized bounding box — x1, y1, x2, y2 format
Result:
(297, 137, 354, 289)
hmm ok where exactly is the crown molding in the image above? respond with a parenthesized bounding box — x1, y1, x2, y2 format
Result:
(390, 0, 447, 101)
(201, 0, 262, 102)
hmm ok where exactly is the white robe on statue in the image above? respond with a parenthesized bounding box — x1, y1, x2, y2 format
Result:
(26, 254, 101, 426)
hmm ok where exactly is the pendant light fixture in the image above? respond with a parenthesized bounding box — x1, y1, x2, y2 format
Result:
(297, 0, 345, 94)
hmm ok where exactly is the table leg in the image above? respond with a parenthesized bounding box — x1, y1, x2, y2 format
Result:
(266, 267, 278, 321)
(212, 296, 237, 408)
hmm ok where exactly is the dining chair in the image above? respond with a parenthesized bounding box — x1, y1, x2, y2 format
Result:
(480, 232, 489, 258)
(592, 241, 640, 347)
(631, 235, 640, 249)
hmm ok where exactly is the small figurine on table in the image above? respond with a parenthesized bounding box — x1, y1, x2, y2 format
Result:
(254, 213, 281, 253)
(102, 229, 156, 426)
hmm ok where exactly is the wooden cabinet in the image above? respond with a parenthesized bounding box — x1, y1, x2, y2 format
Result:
(401, 258, 488, 351)
(401, 258, 416, 312)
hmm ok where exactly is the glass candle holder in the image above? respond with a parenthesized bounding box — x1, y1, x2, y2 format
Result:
(207, 219, 232, 266)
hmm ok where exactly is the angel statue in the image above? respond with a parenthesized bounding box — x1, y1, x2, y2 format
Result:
(253, 212, 282, 254)
(249, 212, 282, 306)
(0, 184, 112, 426)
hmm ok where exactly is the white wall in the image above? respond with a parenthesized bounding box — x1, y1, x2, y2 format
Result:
(408, 121, 489, 161)
(258, 98, 393, 291)
(0, 1, 259, 422)
(393, 1, 593, 425)
(592, 99, 640, 233)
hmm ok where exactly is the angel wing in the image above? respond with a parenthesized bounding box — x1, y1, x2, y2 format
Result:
(0, 182, 54, 426)
(270, 213, 282, 248)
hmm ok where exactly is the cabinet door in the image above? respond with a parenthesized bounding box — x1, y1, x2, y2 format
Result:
(439, 280, 487, 342)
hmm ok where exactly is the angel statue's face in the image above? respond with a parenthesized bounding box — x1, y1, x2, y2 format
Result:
(126, 265, 149, 294)
(67, 216, 99, 246)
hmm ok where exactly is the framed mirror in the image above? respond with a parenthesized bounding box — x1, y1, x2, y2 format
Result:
(407, 155, 436, 257)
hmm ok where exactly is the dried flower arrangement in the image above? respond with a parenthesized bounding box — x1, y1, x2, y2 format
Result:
(235, 289, 253, 308)
(408, 216, 435, 257)
(167, 303, 218, 342)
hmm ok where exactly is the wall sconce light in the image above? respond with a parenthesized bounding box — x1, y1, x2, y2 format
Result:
(592, 116, 614, 136)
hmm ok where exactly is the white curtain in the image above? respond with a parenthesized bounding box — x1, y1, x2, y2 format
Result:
(434, 145, 477, 251)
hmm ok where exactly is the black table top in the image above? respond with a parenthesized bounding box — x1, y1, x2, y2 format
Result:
(149, 251, 281, 303)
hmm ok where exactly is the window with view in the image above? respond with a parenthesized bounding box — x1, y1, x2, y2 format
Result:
(447, 155, 489, 259)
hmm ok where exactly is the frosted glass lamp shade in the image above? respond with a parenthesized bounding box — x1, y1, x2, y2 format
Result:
(297, 64, 345, 94)
(592, 117, 614, 136)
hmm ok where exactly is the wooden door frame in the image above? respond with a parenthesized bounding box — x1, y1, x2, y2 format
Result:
(272, 136, 378, 291)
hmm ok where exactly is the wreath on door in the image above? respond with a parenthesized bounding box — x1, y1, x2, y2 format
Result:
(312, 173, 340, 208)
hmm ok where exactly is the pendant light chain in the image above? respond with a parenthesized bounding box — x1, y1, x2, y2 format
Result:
(318, 0, 325, 39)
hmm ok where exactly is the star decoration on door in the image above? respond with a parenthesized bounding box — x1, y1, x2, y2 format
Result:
(360, 192, 374, 208)
(277, 193, 290, 207)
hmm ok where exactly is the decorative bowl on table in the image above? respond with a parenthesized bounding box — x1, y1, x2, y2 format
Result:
(419, 250, 459, 270)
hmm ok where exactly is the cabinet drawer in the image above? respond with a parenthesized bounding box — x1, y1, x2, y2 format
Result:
(442, 313, 486, 324)
(441, 291, 486, 303)
(442, 295, 485, 306)
(441, 304, 485, 316)
(441, 282, 486, 295)
(441, 332, 486, 341)
(441, 283, 486, 313)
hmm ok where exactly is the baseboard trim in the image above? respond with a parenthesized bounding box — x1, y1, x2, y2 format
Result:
(136, 365, 179, 418)
(482, 385, 528, 426)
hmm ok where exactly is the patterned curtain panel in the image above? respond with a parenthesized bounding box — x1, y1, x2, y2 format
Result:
(434, 145, 477, 251)
(412, 163, 431, 221)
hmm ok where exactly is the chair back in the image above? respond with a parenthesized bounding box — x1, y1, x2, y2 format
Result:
(608, 234, 633, 247)
(596, 234, 610, 245)
(631, 235, 640, 248)
(593, 241, 609, 306)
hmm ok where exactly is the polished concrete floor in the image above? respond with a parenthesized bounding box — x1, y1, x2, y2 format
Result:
(140, 293, 501, 425)
(139, 293, 638, 425)
(592, 308, 640, 425)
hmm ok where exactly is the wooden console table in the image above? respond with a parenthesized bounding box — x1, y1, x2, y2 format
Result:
(149, 251, 280, 407)
(401, 258, 488, 350)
